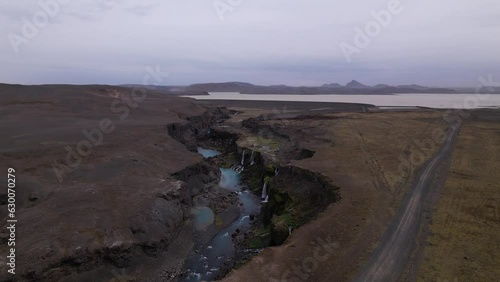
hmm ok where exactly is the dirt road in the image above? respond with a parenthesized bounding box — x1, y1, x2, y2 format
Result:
(355, 121, 460, 282)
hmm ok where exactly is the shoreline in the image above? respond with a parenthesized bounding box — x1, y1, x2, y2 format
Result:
(184, 93, 500, 109)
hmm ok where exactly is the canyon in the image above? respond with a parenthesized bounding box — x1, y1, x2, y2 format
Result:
(1, 84, 498, 281)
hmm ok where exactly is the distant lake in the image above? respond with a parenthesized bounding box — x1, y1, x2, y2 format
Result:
(184, 92, 500, 109)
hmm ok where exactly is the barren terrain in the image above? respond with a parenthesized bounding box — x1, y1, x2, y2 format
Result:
(1, 85, 498, 282)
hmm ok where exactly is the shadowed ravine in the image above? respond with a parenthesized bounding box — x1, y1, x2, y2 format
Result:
(185, 149, 261, 281)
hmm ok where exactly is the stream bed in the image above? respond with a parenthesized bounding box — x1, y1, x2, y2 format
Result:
(185, 148, 261, 281)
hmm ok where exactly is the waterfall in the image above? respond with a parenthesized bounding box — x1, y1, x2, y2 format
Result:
(262, 195, 269, 203)
(250, 151, 255, 166)
(275, 167, 279, 176)
(241, 150, 246, 165)
(261, 182, 267, 199)
(288, 226, 293, 235)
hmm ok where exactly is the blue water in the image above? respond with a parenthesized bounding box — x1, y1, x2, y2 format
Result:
(191, 207, 215, 231)
(197, 147, 221, 158)
(186, 167, 261, 281)
(219, 168, 241, 191)
(190, 148, 220, 232)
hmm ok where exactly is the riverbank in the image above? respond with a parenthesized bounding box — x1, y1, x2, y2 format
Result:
(168, 110, 341, 280)
(181, 149, 260, 281)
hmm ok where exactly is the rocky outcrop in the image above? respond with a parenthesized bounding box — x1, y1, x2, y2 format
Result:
(130, 184, 189, 257)
(8, 178, 195, 282)
(263, 166, 341, 245)
(172, 162, 221, 196)
(167, 107, 231, 151)
(242, 115, 291, 141)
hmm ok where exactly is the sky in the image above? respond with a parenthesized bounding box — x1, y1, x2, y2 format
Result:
(0, 0, 499, 87)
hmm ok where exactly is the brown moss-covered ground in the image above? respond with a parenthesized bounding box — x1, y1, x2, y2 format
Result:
(221, 107, 448, 282)
(418, 109, 500, 282)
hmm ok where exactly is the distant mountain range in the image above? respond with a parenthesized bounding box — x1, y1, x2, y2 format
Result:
(122, 80, 500, 95)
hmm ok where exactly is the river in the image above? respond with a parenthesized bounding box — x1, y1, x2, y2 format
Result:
(185, 148, 261, 281)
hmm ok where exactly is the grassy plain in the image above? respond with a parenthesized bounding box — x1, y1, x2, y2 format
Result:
(418, 111, 500, 282)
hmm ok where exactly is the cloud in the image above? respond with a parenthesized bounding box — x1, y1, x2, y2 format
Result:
(0, 0, 499, 87)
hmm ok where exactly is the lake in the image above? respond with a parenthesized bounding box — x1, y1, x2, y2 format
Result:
(184, 92, 500, 109)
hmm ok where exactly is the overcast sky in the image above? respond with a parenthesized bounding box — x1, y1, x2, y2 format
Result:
(1, 0, 499, 87)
